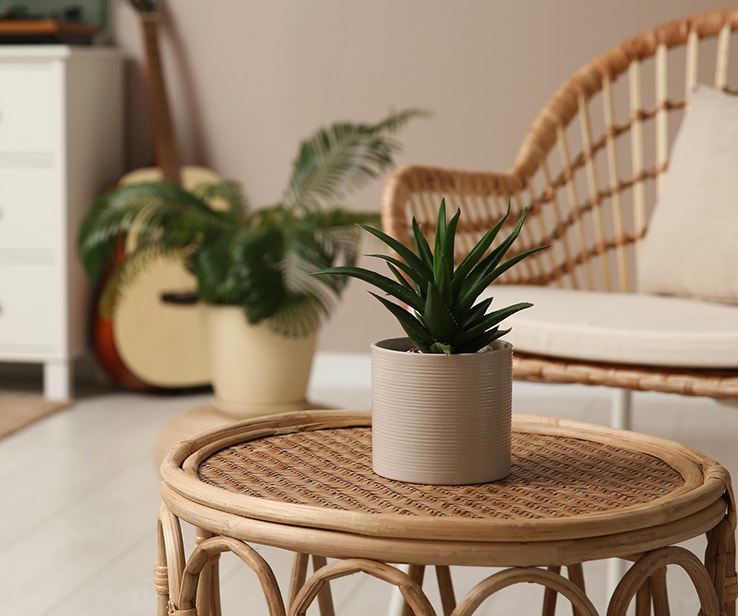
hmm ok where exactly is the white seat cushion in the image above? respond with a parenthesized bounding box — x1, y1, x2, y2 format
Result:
(482, 285, 738, 368)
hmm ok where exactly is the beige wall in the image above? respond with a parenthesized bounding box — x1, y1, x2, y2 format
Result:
(109, 0, 735, 354)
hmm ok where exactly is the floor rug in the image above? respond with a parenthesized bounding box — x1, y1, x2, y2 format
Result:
(0, 395, 73, 439)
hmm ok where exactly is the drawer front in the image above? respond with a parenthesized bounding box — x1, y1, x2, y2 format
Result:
(0, 166, 60, 251)
(0, 261, 62, 358)
(0, 61, 60, 152)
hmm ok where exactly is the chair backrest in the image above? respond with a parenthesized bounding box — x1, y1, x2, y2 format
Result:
(382, 8, 738, 293)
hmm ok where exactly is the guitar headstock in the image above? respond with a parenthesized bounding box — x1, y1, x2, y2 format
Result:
(127, 0, 159, 13)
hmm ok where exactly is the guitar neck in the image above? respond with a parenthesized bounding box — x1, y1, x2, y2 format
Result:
(139, 11, 181, 184)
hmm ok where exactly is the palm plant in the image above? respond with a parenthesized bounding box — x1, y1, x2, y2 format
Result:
(77, 109, 425, 337)
(317, 197, 547, 354)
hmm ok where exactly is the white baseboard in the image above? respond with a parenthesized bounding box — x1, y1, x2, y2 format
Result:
(309, 352, 613, 401)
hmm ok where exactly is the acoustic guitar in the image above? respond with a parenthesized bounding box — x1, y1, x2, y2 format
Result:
(91, 0, 218, 391)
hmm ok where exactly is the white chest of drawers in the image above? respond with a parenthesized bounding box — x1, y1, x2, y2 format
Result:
(0, 46, 123, 400)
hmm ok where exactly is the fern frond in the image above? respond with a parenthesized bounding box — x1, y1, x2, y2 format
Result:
(77, 110, 425, 337)
(282, 109, 428, 212)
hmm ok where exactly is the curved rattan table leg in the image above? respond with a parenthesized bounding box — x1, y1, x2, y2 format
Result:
(706, 516, 738, 615)
(398, 564, 455, 616)
(194, 528, 221, 616)
(176, 536, 287, 616)
(310, 555, 336, 616)
(607, 546, 720, 616)
(156, 504, 186, 616)
(435, 565, 456, 615)
(541, 565, 561, 616)
(289, 553, 310, 606)
(288, 553, 336, 615)
(452, 567, 597, 616)
(400, 565, 427, 616)
(542, 563, 586, 616)
(634, 577, 652, 615)
(289, 558, 436, 616)
(154, 516, 169, 616)
(648, 567, 669, 615)
(728, 528, 738, 616)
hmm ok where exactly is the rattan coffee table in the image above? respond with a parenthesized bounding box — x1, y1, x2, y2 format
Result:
(156, 410, 737, 615)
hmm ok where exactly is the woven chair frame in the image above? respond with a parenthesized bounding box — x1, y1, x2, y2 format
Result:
(380, 7, 738, 400)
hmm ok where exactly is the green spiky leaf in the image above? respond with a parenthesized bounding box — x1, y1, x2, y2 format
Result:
(315, 197, 548, 353)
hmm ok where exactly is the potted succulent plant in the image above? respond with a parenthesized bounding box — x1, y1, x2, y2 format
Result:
(77, 109, 424, 415)
(317, 197, 546, 484)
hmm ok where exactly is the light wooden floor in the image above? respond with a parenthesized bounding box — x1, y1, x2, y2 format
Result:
(1, 354, 737, 616)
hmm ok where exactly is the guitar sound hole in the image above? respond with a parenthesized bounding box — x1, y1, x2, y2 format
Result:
(160, 291, 199, 305)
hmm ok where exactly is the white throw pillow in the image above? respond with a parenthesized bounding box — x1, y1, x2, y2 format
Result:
(637, 85, 738, 302)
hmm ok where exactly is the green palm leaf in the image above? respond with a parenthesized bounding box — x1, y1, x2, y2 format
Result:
(77, 109, 425, 338)
(77, 180, 231, 283)
(282, 109, 428, 212)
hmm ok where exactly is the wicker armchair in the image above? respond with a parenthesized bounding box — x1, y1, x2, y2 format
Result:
(380, 7, 738, 427)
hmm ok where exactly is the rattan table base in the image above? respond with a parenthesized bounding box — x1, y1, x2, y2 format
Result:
(156, 410, 737, 615)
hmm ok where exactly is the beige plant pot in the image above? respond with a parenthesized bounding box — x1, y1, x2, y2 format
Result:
(371, 337, 513, 485)
(205, 305, 317, 417)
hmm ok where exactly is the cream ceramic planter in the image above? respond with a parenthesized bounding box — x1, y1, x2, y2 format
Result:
(205, 305, 317, 417)
(371, 337, 513, 485)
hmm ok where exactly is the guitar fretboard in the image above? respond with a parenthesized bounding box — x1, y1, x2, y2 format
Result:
(140, 11, 181, 184)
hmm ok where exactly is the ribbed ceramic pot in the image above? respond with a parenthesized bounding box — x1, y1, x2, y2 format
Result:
(371, 337, 513, 485)
(205, 305, 317, 416)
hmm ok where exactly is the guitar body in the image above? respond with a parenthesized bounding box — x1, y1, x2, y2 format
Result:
(90, 0, 221, 391)
(92, 166, 219, 390)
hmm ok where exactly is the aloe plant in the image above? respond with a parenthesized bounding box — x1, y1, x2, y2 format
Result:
(317, 198, 546, 354)
(77, 109, 425, 337)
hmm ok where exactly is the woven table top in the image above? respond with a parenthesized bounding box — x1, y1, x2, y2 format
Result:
(198, 426, 683, 520)
(161, 411, 731, 546)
